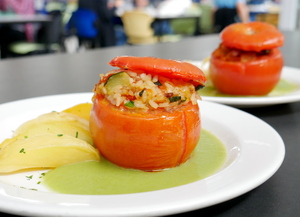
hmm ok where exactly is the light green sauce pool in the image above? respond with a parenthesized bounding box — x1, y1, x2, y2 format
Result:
(199, 79, 299, 97)
(43, 130, 227, 195)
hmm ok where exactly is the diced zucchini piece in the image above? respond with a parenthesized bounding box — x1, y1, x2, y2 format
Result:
(105, 72, 131, 94)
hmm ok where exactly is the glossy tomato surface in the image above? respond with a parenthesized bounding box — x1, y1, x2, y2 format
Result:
(90, 95, 201, 171)
(109, 56, 207, 88)
(220, 21, 284, 52)
(210, 44, 284, 96)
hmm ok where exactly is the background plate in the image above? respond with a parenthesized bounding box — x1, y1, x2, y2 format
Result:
(191, 61, 300, 107)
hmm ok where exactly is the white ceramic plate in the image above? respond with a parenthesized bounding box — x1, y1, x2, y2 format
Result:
(191, 61, 300, 107)
(0, 93, 285, 217)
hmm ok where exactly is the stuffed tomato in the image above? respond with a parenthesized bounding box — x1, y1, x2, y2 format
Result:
(210, 21, 284, 96)
(90, 56, 206, 171)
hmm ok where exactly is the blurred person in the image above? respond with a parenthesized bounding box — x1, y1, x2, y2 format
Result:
(114, 0, 134, 16)
(0, 0, 35, 42)
(0, 0, 36, 58)
(247, 0, 267, 21)
(156, 0, 193, 17)
(66, 6, 99, 48)
(111, 0, 133, 46)
(150, 0, 162, 8)
(77, 0, 116, 47)
(133, 0, 156, 16)
(115, 0, 156, 16)
(213, 0, 249, 32)
(113, 0, 156, 45)
(153, 0, 194, 35)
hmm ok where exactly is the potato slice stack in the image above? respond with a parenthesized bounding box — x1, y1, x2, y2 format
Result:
(0, 103, 100, 173)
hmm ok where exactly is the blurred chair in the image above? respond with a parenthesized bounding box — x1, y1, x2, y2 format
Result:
(170, 3, 202, 36)
(170, 18, 197, 35)
(198, 4, 214, 34)
(121, 11, 157, 45)
(8, 10, 63, 57)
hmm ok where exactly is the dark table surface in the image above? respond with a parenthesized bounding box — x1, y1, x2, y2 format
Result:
(0, 31, 300, 217)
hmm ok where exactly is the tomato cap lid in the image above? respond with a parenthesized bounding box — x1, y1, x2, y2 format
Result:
(220, 21, 284, 52)
(109, 56, 207, 87)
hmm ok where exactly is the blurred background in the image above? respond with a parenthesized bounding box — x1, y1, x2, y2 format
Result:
(0, 0, 298, 59)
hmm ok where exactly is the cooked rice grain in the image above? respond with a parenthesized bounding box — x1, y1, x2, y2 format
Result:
(94, 70, 200, 111)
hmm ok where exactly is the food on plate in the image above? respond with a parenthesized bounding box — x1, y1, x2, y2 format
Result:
(109, 56, 206, 89)
(63, 102, 93, 121)
(0, 111, 100, 173)
(13, 112, 93, 145)
(90, 56, 206, 171)
(210, 21, 284, 95)
(0, 134, 99, 173)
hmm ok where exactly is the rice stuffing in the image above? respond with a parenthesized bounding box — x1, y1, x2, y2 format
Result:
(93, 69, 201, 112)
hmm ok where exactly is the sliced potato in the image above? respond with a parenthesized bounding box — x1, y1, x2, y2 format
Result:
(0, 134, 100, 173)
(13, 111, 93, 145)
(62, 103, 93, 121)
(0, 104, 100, 174)
(0, 137, 16, 149)
(0, 133, 39, 150)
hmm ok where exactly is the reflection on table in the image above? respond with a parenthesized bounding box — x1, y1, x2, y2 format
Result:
(0, 14, 51, 24)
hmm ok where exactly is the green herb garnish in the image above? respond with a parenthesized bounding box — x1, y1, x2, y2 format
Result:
(57, 134, 63, 137)
(19, 148, 26, 154)
(75, 131, 79, 138)
(154, 80, 162, 86)
(169, 96, 181, 102)
(26, 175, 33, 180)
(124, 101, 135, 108)
(195, 85, 204, 91)
(29, 188, 38, 191)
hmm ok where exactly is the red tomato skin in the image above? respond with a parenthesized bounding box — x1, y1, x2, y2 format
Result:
(109, 56, 207, 87)
(89, 95, 201, 171)
(209, 48, 284, 96)
(221, 21, 284, 52)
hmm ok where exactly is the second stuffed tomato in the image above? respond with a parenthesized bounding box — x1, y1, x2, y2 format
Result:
(210, 44, 284, 95)
(210, 21, 284, 96)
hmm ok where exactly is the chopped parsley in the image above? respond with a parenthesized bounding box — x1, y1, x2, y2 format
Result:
(19, 148, 26, 154)
(26, 175, 33, 180)
(124, 101, 135, 108)
(169, 96, 181, 102)
(75, 131, 79, 138)
(57, 134, 63, 137)
(29, 188, 38, 191)
(195, 85, 204, 91)
(154, 80, 162, 86)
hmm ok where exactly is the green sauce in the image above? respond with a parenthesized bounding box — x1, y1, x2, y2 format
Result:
(42, 130, 226, 195)
(199, 79, 299, 97)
